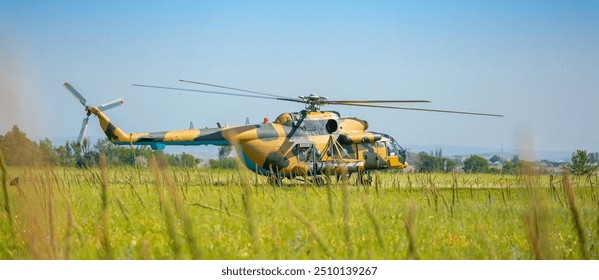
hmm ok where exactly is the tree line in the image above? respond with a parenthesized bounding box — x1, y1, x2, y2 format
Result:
(408, 148, 598, 175)
(0, 125, 201, 168)
(1, 125, 597, 174)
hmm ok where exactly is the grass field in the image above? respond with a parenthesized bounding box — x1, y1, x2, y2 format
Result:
(1, 159, 598, 260)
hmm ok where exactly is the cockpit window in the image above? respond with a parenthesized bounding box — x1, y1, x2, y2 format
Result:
(385, 141, 396, 156)
(371, 132, 406, 163)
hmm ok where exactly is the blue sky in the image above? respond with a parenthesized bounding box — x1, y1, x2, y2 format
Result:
(1, 1, 598, 154)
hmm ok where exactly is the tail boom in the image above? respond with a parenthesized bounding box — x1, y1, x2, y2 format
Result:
(90, 106, 231, 149)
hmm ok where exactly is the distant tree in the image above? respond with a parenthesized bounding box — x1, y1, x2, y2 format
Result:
(463, 155, 489, 173)
(208, 146, 236, 169)
(167, 152, 200, 167)
(433, 148, 443, 159)
(209, 157, 237, 169)
(489, 155, 502, 164)
(502, 161, 518, 174)
(218, 146, 233, 160)
(0, 125, 40, 166)
(417, 152, 439, 173)
(511, 155, 520, 164)
(82, 139, 99, 168)
(565, 150, 598, 175)
(415, 151, 456, 173)
(95, 139, 135, 165)
(38, 138, 58, 165)
(54, 144, 74, 166)
(441, 158, 457, 172)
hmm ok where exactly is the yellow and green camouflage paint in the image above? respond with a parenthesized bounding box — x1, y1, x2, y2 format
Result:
(89, 106, 408, 178)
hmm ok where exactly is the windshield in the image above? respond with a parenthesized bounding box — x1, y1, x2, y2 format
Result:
(376, 132, 406, 164)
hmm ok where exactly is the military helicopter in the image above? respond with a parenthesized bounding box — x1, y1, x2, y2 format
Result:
(64, 80, 502, 184)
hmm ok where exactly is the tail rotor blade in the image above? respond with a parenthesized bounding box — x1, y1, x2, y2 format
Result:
(98, 98, 124, 111)
(78, 116, 89, 146)
(64, 82, 87, 106)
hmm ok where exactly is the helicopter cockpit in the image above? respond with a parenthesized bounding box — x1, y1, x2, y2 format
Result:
(379, 133, 407, 164)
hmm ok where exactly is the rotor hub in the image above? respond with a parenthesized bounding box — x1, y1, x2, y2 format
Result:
(299, 93, 329, 111)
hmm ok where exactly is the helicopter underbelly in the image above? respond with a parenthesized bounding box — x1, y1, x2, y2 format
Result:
(237, 139, 297, 177)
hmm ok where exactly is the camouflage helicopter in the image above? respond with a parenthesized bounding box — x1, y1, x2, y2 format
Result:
(64, 80, 502, 184)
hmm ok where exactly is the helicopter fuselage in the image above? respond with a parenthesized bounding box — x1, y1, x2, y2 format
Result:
(92, 106, 407, 178)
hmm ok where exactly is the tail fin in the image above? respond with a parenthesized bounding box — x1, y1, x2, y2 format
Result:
(88, 107, 129, 143)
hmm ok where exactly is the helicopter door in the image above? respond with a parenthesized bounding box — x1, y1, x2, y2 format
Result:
(296, 143, 316, 163)
(363, 142, 387, 169)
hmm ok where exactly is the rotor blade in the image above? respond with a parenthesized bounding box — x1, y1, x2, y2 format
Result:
(132, 84, 302, 103)
(335, 103, 504, 117)
(328, 100, 431, 104)
(179, 79, 290, 99)
(78, 116, 89, 146)
(63, 82, 87, 106)
(98, 98, 124, 111)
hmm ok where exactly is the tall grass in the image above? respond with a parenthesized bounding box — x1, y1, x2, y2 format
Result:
(0, 164, 597, 260)
(99, 153, 113, 259)
(563, 172, 589, 259)
(0, 152, 13, 232)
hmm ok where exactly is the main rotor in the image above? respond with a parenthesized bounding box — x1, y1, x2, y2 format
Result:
(299, 93, 328, 111)
(132, 79, 504, 117)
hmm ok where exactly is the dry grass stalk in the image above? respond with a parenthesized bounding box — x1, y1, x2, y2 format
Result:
(549, 174, 565, 207)
(342, 180, 353, 258)
(0, 152, 13, 231)
(161, 166, 202, 259)
(237, 161, 263, 258)
(596, 199, 599, 240)
(522, 158, 553, 260)
(289, 204, 337, 259)
(99, 153, 113, 259)
(44, 168, 57, 259)
(16, 171, 44, 259)
(140, 238, 153, 260)
(563, 172, 590, 259)
(451, 172, 459, 207)
(477, 224, 497, 260)
(403, 201, 419, 260)
(359, 193, 384, 248)
(270, 227, 281, 259)
(524, 211, 544, 259)
(150, 156, 182, 259)
(58, 183, 76, 260)
(428, 175, 450, 213)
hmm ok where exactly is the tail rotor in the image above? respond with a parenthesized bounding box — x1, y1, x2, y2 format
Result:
(63, 82, 124, 146)
(78, 116, 90, 146)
